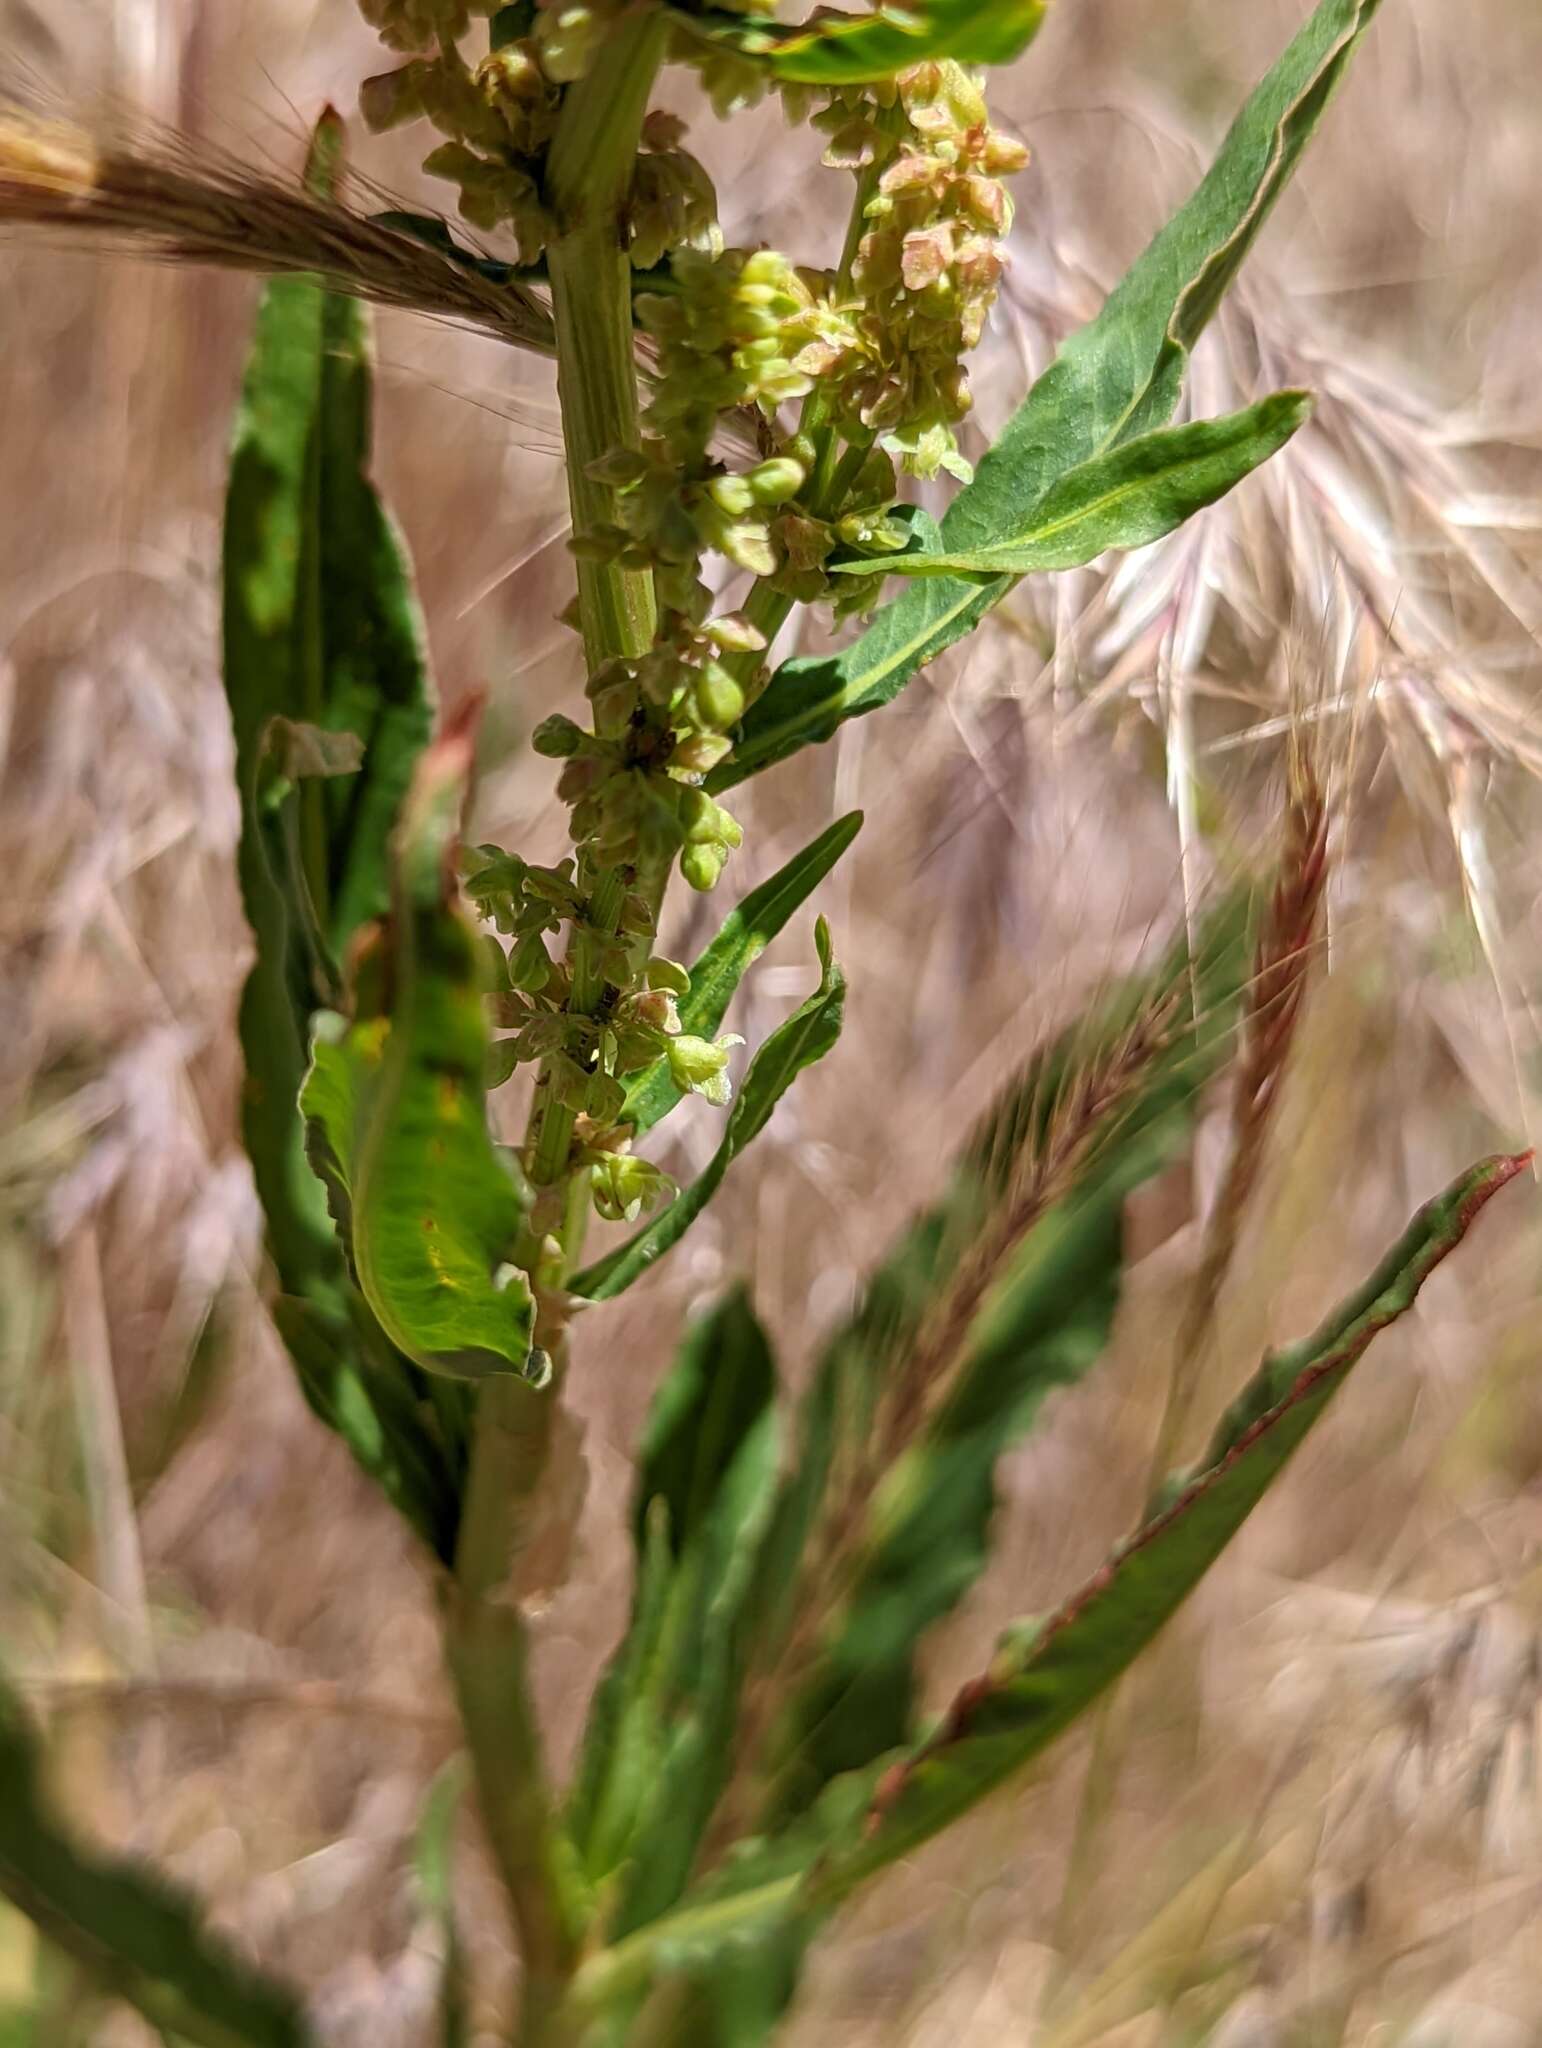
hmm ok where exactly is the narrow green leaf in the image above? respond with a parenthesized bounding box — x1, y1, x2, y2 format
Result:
(568, 1154, 1527, 2027)
(571, 923, 847, 1302)
(751, 900, 1253, 1824)
(0, 1675, 312, 2048)
(225, 116, 434, 1289)
(668, 0, 1047, 85)
(715, 0, 1385, 791)
(568, 1292, 780, 1952)
(814, 1153, 1529, 1898)
(623, 813, 863, 1137)
(222, 117, 461, 1539)
(567, 1772, 877, 2031)
(831, 395, 1311, 581)
(302, 716, 537, 1380)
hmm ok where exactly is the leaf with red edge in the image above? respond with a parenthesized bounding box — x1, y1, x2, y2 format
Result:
(810, 1152, 1529, 1900)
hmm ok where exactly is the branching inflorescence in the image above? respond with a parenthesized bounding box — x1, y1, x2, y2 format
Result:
(0, 5, 1526, 2047)
(352, 0, 1028, 1238)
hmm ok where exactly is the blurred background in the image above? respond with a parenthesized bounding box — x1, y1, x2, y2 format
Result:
(3, 1, 1542, 2041)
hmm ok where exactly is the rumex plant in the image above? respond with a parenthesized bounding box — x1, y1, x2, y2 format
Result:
(0, 2, 1525, 2045)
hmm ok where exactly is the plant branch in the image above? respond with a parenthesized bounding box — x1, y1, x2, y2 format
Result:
(446, 1374, 580, 2046)
(520, 13, 669, 1208)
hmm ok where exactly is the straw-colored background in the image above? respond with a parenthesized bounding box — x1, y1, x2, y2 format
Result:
(3, 2, 1542, 2041)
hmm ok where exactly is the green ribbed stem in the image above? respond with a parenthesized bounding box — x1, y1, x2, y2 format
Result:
(545, 12, 667, 668)
(524, 12, 669, 1202)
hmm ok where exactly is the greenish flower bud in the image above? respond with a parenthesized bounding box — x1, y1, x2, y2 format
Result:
(680, 789, 728, 845)
(709, 511, 778, 579)
(532, 713, 584, 758)
(557, 754, 608, 805)
(360, 64, 426, 133)
(704, 612, 766, 655)
(681, 841, 726, 892)
(691, 662, 744, 732)
(668, 732, 733, 779)
(619, 891, 657, 938)
(533, 2, 611, 83)
(509, 930, 553, 994)
(667, 1031, 745, 1107)
(586, 1070, 627, 1125)
(744, 455, 806, 506)
(586, 447, 653, 489)
(707, 473, 755, 519)
(647, 956, 691, 997)
(591, 681, 639, 737)
(622, 987, 680, 1038)
(591, 1152, 673, 1224)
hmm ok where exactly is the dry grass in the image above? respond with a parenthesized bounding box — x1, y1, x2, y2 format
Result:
(2, 0, 1542, 2043)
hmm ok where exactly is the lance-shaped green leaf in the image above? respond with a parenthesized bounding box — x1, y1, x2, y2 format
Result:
(713, 0, 1385, 792)
(623, 814, 863, 1138)
(571, 923, 846, 1303)
(566, 1770, 877, 2038)
(667, 0, 1047, 85)
(222, 115, 464, 1543)
(567, 1292, 780, 1955)
(812, 1152, 1528, 1899)
(225, 110, 434, 1294)
(830, 395, 1311, 583)
(302, 714, 537, 1381)
(746, 899, 1253, 1826)
(566, 1154, 1526, 2029)
(0, 1673, 313, 2048)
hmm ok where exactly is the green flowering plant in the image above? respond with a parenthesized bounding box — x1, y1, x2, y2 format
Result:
(0, 2, 1525, 2045)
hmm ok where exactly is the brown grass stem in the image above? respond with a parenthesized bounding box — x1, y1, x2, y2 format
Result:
(0, 115, 557, 356)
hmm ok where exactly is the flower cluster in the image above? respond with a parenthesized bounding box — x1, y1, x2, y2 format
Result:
(559, 245, 849, 893)
(811, 61, 1028, 481)
(358, 3, 717, 267)
(465, 842, 747, 1216)
(357, 0, 499, 54)
(354, 7, 1025, 1184)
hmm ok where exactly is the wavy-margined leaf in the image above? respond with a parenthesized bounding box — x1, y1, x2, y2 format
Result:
(301, 715, 536, 1381)
(567, 1291, 780, 1957)
(713, 0, 1385, 792)
(226, 111, 433, 1289)
(746, 899, 1253, 1827)
(566, 1155, 1525, 2030)
(571, 922, 846, 1302)
(830, 395, 1311, 583)
(623, 814, 863, 1138)
(813, 1152, 1528, 1896)
(222, 116, 466, 1546)
(667, 0, 1046, 85)
(0, 1674, 312, 2048)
